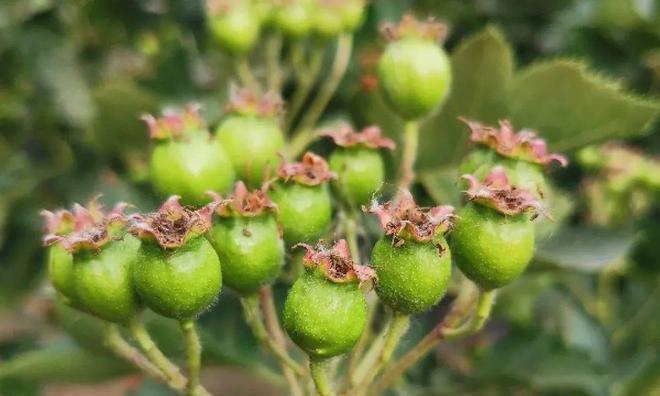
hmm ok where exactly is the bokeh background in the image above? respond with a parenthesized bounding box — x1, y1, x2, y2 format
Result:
(1, 0, 659, 395)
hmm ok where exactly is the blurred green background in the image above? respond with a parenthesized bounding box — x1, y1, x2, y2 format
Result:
(1, 0, 659, 395)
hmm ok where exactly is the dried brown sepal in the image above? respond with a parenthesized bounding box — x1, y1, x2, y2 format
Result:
(462, 167, 547, 217)
(277, 152, 337, 186)
(294, 239, 376, 285)
(210, 181, 278, 218)
(380, 13, 448, 43)
(206, 0, 236, 15)
(128, 196, 217, 249)
(462, 118, 568, 168)
(42, 197, 130, 253)
(366, 190, 455, 246)
(224, 85, 284, 118)
(321, 125, 395, 150)
(142, 103, 205, 141)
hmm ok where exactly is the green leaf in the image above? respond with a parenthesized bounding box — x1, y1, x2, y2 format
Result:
(417, 26, 514, 169)
(509, 60, 660, 151)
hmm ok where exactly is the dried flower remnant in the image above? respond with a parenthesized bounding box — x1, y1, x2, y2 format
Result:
(295, 239, 376, 285)
(321, 125, 395, 150)
(224, 85, 284, 118)
(461, 167, 546, 217)
(210, 181, 278, 218)
(142, 103, 205, 140)
(129, 196, 217, 249)
(380, 13, 448, 43)
(277, 152, 337, 186)
(366, 190, 455, 245)
(462, 118, 568, 167)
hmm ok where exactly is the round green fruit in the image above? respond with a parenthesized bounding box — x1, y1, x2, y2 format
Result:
(273, 1, 312, 37)
(72, 235, 141, 324)
(209, 3, 260, 55)
(371, 237, 451, 314)
(133, 236, 222, 320)
(269, 182, 333, 244)
(47, 244, 75, 299)
(209, 214, 284, 294)
(283, 269, 367, 359)
(313, 7, 343, 38)
(215, 115, 284, 186)
(378, 37, 451, 120)
(329, 146, 385, 206)
(150, 133, 235, 205)
(451, 203, 535, 290)
(340, 0, 365, 32)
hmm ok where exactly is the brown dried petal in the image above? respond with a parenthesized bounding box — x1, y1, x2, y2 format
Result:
(142, 103, 204, 140)
(295, 239, 376, 284)
(128, 196, 217, 249)
(277, 152, 337, 186)
(380, 13, 448, 43)
(224, 85, 284, 118)
(461, 167, 546, 217)
(321, 125, 395, 150)
(211, 181, 278, 217)
(462, 118, 568, 167)
(365, 190, 455, 244)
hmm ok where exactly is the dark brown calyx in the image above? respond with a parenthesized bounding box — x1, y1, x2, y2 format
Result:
(142, 103, 205, 141)
(128, 196, 216, 249)
(295, 240, 376, 285)
(224, 85, 284, 119)
(462, 167, 546, 217)
(42, 196, 130, 253)
(277, 152, 337, 186)
(380, 13, 448, 43)
(366, 190, 455, 246)
(462, 118, 568, 168)
(321, 124, 395, 150)
(210, 181, 278, 218)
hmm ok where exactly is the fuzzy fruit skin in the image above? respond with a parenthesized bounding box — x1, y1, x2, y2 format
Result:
(340, 1, 365, 32)
(133, 236, 221, 320)
(371, 237, 451, 314)
(283, 269, 367, 359)
(209, 215, 284, 294)
(150, 133, 235, 206)
(47, 244, 75, 299)
(269, 182, 333, 244)
(215, 116, 284, 186)
(313, 8, 343, 39)
(273, 1, 312, 37)
(378, 37, 451, 120)
(72, 235, 141, 324)
(209, 3, 260, 55)
(451, 203, 535, 290)
(329, 147, 385, 206)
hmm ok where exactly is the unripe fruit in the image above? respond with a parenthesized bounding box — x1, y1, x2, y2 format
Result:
(340, 0, 365, 32)
(47, 244, 74, 299)
(371, 237, 451, 314)
(273, 0, 313, 38)
(208, 2, 261, 55)
(451, 203, 535, 290)
(313, 2, 344, 39)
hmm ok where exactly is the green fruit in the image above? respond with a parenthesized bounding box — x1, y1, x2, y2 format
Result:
(313, 7, 343, 38)
(371, 237, 451, 314)
(378, 37, 451, 120)
(72, 235, 141, 324)
(209, 3, 261, 55)
(269, 182, 333, 244)
(340, 0, 365, 31)
(47, 244, 75, 299)
(283, 269, 367, 359)
(215, 115, 284, 186)
(273, 1, 312, 37)
(209, 214, 284, 294)
(150, 132, 235, 205)
(329, 146, 384, 206)
(133, 236, 222, 319)
(451, 203, 535, 290)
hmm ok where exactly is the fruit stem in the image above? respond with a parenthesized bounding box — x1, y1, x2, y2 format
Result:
(344, 208, 361, 265)
(259, 286, 306, 396)
(266, 33, 284, 91)
(310, 358, 334, 396)
(180, 319, 202, 396)
(369, 287, 494, 396)
(344, 294, 379, 390)
(103, 323, 166, 383)
(397, 119, 420, 192)
(285, 44, 325, 132)
(289, 33, 354, 157)
(240, 294, 305, 377)
(234, 56, 261, 94)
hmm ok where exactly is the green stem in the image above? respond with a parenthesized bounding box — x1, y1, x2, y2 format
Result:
(103, 323, 167, 383)
(180, 319, 202, 396)
(310, 358, 334, 396)
(241, 294, 305, 376)
(344, 209, 361, 265)
(286, 46, 324, 131)
(289, 33, 353, 157)
(265, 33, 283, 91)
(234, 56, 260, 93)
(369, 289, 495, 396)
(345, 295, 378, 390)
(397, 120, 420, 192)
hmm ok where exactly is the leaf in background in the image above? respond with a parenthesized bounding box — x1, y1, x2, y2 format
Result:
(557, 295, 610, 366)
(417, 26, 514, 169)
(418, 167, 461, 207)
(535, 226, 638, 272)
(509, 60, 660, 151)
